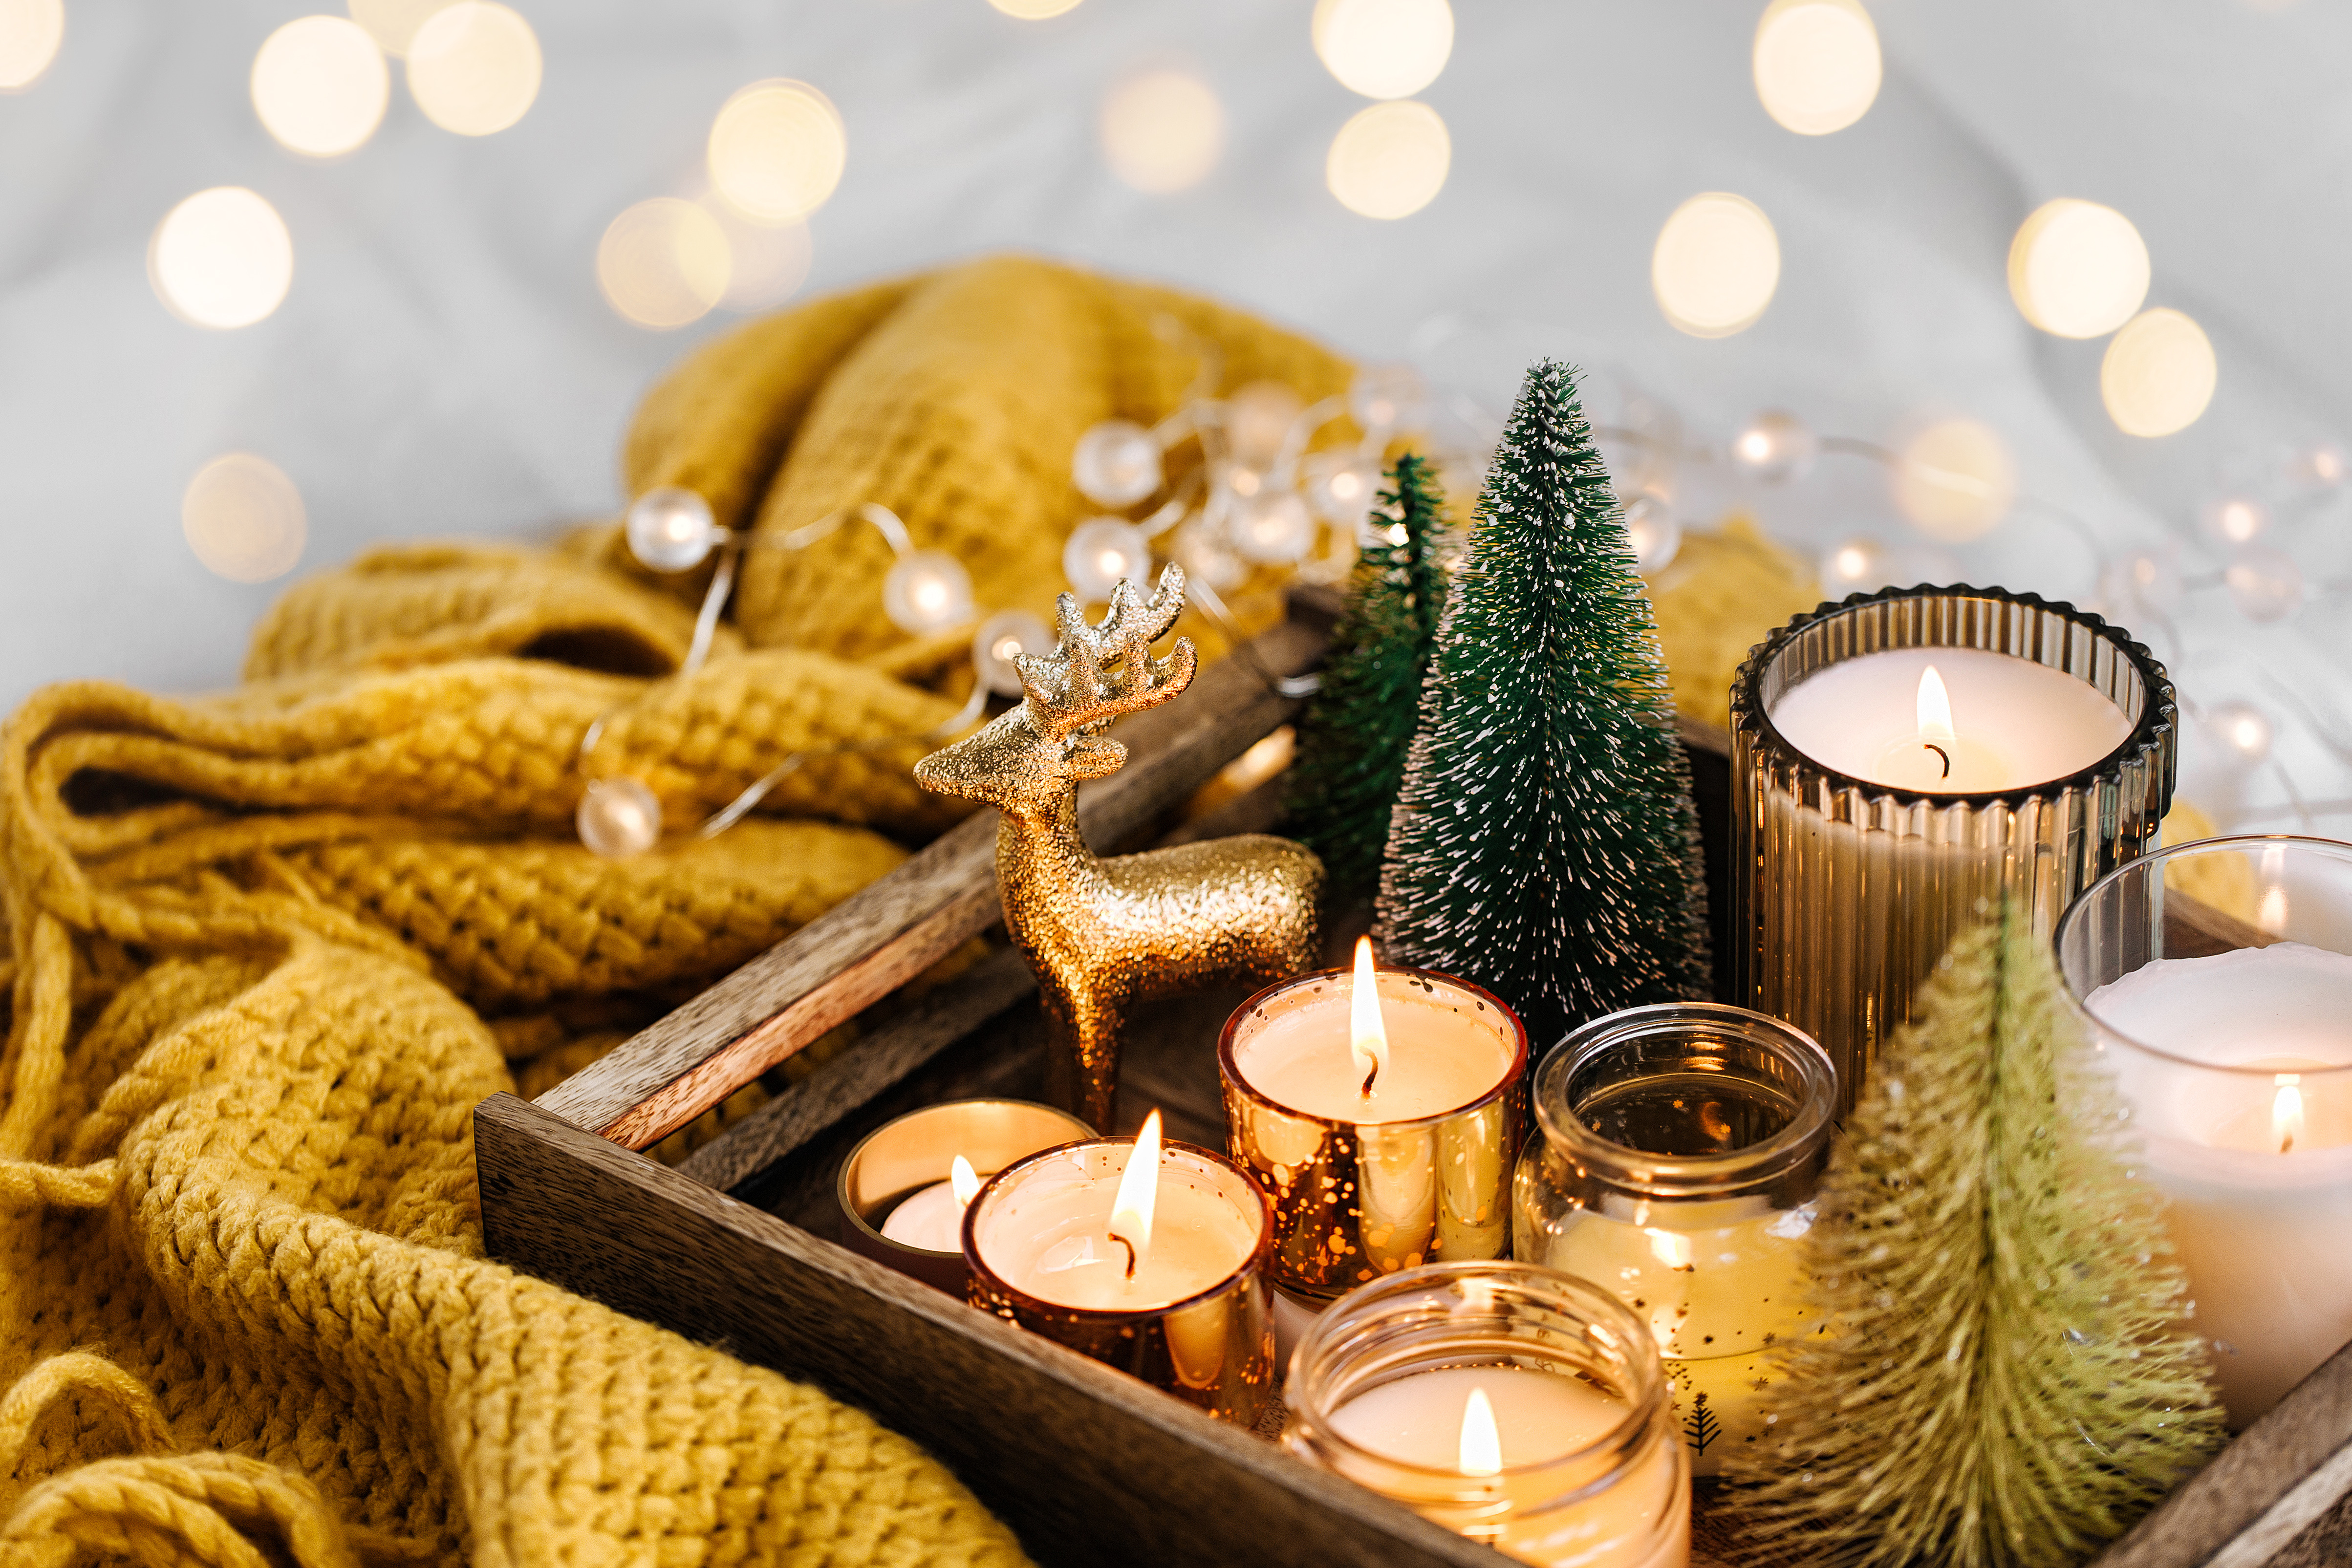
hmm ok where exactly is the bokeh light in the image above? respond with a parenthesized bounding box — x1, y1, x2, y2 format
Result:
(183, 453, 307, 583)
(150, 188, 295, 329)
(347, 0, 455, 56)
(1312, 0, 1453, 100)
(406, 1, 539, 136)
(1752, 0, 1880, 136)
(599, 198, 732, 330)
(0, 0, 65, 91)
(1100, 69, 1223, 194)
(1326, 100, 1449, 219)
(990, 0, 1082, 17)
(2102, 307, 2217, 438)
(2007, 199, 2150, 339)
(703, 205, 812, 313)
(708, 80, 847, 225)
(252, 16, 390, 159)
(1893, 418, 2015, 542)
(1652, 192, 1779, 338)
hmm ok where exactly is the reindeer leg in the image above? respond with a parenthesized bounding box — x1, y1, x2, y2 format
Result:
(1038, 983, 1123, 1134)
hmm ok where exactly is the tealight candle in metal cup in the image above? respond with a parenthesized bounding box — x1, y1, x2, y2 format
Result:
(1511, 1003, 1835, 1477)
(1218, 961, 1529, 1309)
(962, 1129, 1278, 1426)
(835, 1099, 1094, 1295)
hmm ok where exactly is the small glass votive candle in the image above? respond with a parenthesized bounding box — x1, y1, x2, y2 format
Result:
(2056, 834, 2352, 1426)
(1284, 1261, 1690, 1568)
(1219, 961, 1528, 1307)
(963, 1132, 1277, 1425)
(1512, 1003, 1836, 1477)
(835, 1099, 1094, 1295)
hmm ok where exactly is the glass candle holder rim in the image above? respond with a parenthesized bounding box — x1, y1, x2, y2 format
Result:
(1530, 1001, 1837, 1195)
(1217, 963, 1532, 1130)
(1734, 582, 2177, 807)
(835, 1098, 1096, 1260)
(2054, 831, 2352, 1080)
(1286, 1261, 1669, 1490)
(960, 1134, 1276, 1324)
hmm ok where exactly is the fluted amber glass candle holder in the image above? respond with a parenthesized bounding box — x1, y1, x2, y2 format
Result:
(1729, 585, 2174, 1113)
(1219, 967, 1529, 1304)
(963, 1138, 1278, 1425)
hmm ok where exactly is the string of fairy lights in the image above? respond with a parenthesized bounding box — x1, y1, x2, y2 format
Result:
(4, 0, 2341, 834)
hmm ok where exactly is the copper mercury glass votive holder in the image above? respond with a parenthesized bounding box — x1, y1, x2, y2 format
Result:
(835, 1099, 1095, 1295)
(961, 1136, 1278, 1426)
(1729, 584, 2175, 1113)
(1218, 965, 1530, 1305)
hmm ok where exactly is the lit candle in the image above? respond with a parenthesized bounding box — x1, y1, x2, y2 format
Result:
(1220, 945, 1530, 1309)
(1768, 647, 2131, 795)
(2083, 942, 2352, 1423)
(835, 1098, 1095, 1295)
(1731, 588, 2172, 1115)
(877, 1155, 982, 1252)
(1286, 1264, 1691, 1568)
(965, 1114, 1278, 1423)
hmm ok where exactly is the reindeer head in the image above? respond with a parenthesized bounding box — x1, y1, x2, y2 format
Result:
(913, 565, 1196, 816)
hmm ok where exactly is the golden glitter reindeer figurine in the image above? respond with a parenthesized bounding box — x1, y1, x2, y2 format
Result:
(914, 564, 1323, 1129)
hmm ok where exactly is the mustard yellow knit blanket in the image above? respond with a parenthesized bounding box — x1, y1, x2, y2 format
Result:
(0, 255, 1814, 1568)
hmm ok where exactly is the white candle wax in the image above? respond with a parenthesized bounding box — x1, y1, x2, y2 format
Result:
(971, 1147, 1259, 1311)
(1769, 647, 2131, 793)
(1330, 1367, 1688, 1568)
(2090, 943, 2352, 1422)
(878, 1181, 965, 1252)
(1234, 985, 1514, 1123)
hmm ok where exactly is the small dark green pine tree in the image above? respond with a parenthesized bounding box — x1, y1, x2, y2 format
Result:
(1374, 360, 1708, 1048)
(1287, 453, 1454, 902)
(1729, 907, 2224, 1568)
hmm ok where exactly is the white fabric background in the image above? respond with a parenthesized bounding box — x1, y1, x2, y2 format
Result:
(0, 0, 2345, 831)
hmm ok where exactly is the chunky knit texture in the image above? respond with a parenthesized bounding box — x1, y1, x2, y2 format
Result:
(0, 254, 1809, 1568)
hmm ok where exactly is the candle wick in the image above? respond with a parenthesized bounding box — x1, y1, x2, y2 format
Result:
(1361, 1061, 1379, 1097)
(1106, 1230, 1138, 1280)
(1923, 742, 1951, 780)
(2282, 1130, 2295, 1155)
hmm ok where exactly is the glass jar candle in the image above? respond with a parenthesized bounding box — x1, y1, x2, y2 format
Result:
(1511, 1003, 1835, 1477)
(835, 1099, 1095, 1294)
(963, 1130, 1277, 1425)
(2056, 834, 2352, 1426)
(1285, 1262, 1689, 1568)
(1219, 961, 1528, 1304)
(1729, 585, 2175, 1114)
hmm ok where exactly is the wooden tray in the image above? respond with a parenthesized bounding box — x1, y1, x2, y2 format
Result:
(475, 592, 2352, 1568)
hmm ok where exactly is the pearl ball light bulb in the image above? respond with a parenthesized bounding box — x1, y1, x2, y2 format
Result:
(1168, 518, 1250, 591)
(1620, 493, 1682, 574)
(1072, 420, 1164, 509)
(1731, 410, 1817, 482)
(883, 550, 975, 635)
(972, 609, 1053, 697)
(1063, 516, 1152, 600)
(1305, 452, 1380, 528)
(1349, 363, 1426, 434)
(2205, 700, 2273, 769)
(578, 777, 662, 858)
(2224, 548, 2305, 624)
(1228, 490, 1316, 564)
(626, 487, 718, 573)
(2199, 496, 2270, 550)
(1818, 536, 1889, 593)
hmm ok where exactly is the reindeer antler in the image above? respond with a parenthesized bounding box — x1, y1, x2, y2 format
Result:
(1016, 564, 1197, 739)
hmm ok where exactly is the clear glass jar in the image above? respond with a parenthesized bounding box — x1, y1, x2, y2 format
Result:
(2055, 834, 2352, 1426)
(1284, 1262, 1688, 1568)
(1512, 1003, 1835, 1477)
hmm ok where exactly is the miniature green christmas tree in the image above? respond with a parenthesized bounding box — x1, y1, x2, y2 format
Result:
(1287, 452, 1454, 902)
(1373, 360, 1709, 1048)
(1729, 906, 2224, 1568)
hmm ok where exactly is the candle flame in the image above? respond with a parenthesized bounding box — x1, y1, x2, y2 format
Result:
(950, 1154, 981, 1207)
(2274, 1074, 2305, 1155)
(1916, 666, 1956, 780)
(1459, 1387, 1503, 1477)
(1107, 1109, 1162, 1280)
(1350, 936, 1390, 1096)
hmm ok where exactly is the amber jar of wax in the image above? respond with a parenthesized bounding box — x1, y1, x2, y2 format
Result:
(1512, 1003, 1835, 1478)
(1219, 965, 1528, 1304)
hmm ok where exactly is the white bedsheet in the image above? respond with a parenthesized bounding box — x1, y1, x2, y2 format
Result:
(0, 0, 2344, 831)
